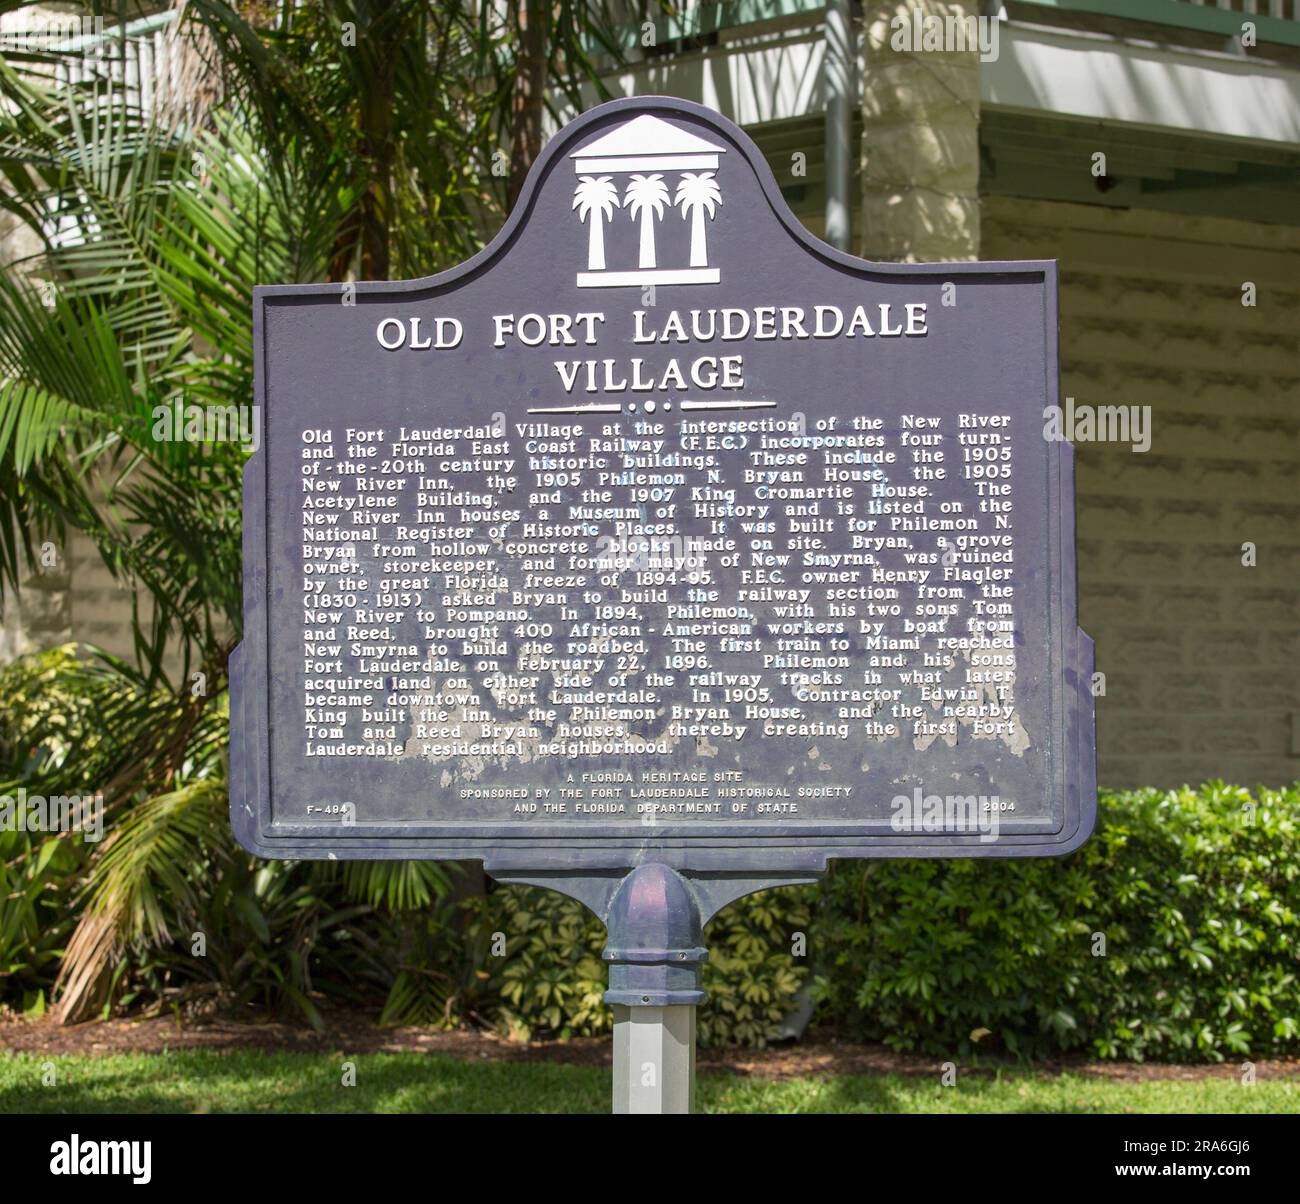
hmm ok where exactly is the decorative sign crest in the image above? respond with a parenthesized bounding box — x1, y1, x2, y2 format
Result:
(571, 113, 726, 287)
(231, 97, 1096, 885)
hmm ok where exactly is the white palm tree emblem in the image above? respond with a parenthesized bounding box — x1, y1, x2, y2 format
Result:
(572, 175, 618, 271)
(623, 173, 670, 269)
(674, 171, 721, 267)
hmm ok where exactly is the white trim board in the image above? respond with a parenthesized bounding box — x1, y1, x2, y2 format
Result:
(984, 21, 1300, 148)
(569, 16, 1300, 152)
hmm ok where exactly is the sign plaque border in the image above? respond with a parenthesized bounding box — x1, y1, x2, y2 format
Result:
(231, 96, 1097, 879)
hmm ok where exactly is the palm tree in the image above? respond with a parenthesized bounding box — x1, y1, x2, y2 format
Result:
(675, 172, 722, 268)
(0, 2, 631, 1026)
(0, 40, 457, 1025)
(174, 0, 625, 280)
(573, 176, 618, 270)
(623, 173, 670, 269)
(0, 50, 345, 1019)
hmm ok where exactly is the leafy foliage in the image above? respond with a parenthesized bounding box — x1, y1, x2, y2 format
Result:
(462, 884, 811, 1047)
(814, 783, 1300, 1062)
(176, 0, 624, 279)
(483, 886, 611, 1041)
(699, 888, 810, 1047)
(0, 647, 462, 1029)
(0, 1, 620, 1025)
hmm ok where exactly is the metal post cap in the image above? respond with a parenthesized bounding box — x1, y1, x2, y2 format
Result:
(602, 863, 708, 1008)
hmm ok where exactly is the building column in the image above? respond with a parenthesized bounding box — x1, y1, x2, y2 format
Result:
(860, 2, 982, 263)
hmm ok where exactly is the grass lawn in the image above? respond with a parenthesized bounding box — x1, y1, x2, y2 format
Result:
(1, 1050, 1294, 1113)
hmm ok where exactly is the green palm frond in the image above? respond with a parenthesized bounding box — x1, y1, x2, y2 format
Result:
(78, 777, 230, 946)
(0, 1, 622, 1029)
(338, 860, 457, 913)
(55, 777, 230, 1019)
(0, 35, 343, 670)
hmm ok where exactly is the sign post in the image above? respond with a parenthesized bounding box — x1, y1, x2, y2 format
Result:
(232, 96, 1096, 1114)
(604, 863, 704, 1114)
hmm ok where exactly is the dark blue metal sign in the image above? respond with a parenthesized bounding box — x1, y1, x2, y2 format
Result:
(231, 96, 1095, 885)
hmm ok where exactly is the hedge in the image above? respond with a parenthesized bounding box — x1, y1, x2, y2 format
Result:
(482, 783, 1299, 1061)
(3, 778, 1295, 1061)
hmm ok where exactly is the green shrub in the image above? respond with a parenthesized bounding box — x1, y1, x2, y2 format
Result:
(483, 886, 610, 1041)
(474, 884, 812, 1047)
(470, 784, 1299, 1060)
(4, 765, 1295, 1063)
(698, 887, 811, 1047)
(813, 782, 1300, 1062)
(0, 650, 105, 1015)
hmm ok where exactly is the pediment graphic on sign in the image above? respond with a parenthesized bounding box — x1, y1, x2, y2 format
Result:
(571, 114, 726, 288)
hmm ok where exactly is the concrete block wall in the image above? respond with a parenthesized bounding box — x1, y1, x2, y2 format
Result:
(65, 528, 143, 663)
(983, 197, 1300, 789)
(0, 556, 71, 663)
(0, 528, 142, 668)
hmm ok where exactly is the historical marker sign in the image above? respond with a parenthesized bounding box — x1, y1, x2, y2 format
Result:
(231, 97, 1096, 879)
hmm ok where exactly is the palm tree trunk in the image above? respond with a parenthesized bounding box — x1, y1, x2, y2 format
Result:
(639, 213, 656, 268)
(508, 1, 549, 210)
(691, 206, 707, 266)
(589, 217, 605, 270)
(327, 0, 398, 282)
(357, 4, 397, 282)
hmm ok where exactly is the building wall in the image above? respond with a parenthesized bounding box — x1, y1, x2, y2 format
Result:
(65, 528, 144, 663)
(860, 1, 980, 263)
(983, 196, 1300, 789)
